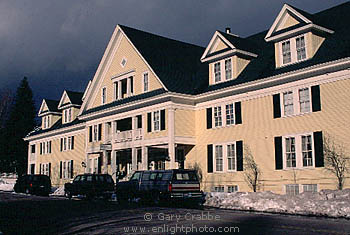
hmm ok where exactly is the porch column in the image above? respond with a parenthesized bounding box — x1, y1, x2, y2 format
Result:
(142, 146, 148, 170)
(131, 147, 137, 172)
(117, 80, 122, 99)
(103, 150, 108, 174)
(131, 116, 136, 140)
(112, 121, 116, 140)
(111, 150, 117, 182)
(168, 108, 176, 169)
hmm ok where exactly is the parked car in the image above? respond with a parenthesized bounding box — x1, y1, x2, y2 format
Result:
(14, 174, 51, 196)
(115, 169, 204, 205)
(64, 174, 115, 199)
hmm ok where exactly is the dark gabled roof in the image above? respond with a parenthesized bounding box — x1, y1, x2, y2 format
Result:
(119, 25, 208, 95)
(26, 118, 84, 138)
(44, 99, 59, 112)
(66, 90, 83, 105)
(82, 88, 167, 116)
(218, 30, 258, 54)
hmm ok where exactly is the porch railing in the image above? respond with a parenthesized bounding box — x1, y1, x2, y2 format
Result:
(116, 130, 133, 142)
(134, 128, 143, 140)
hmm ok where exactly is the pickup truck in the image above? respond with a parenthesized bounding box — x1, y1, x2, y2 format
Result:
(64, 174, 115, 199)
(115, 169, 204, 205)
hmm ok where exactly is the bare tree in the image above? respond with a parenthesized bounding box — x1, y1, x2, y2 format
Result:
(323, 134, 350, 190)
(243, 146, 261, 192)
(188, 162, 203, 183)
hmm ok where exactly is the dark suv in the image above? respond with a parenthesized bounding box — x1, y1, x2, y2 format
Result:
(64, 174, 115, 199)
(14, 174, 51, 196)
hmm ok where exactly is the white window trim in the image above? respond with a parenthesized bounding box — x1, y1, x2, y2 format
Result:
(213, 141, 238, 173)
(279, 34, 308, 67)
(61, 136, 74, 151)
(40, 141, 51, 155)
(282, 132, 315, 170)
(280, 86, 313, 117)
(142, 71, 149, 93)
(101, 87, 107, 105)
(40, 162, 50, 176)
(227, 185, 239, 193)
(212, 58, 234, 84)
(153, 110, 160, 132)
(284, 184, 318, 195)
(63, 108, 73, 124)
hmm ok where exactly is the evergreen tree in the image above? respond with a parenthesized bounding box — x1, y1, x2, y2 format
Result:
(3, 77, 36, 174)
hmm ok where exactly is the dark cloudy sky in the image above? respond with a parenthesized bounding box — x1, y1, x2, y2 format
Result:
(0, 0, 348, 108)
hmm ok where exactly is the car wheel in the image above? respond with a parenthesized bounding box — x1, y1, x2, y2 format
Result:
(65, 191, 72, 199)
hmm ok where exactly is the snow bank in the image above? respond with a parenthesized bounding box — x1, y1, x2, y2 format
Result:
(0, 174, 16, 192)
(204, 189, 350, 218)
(50, 186, 65, 196)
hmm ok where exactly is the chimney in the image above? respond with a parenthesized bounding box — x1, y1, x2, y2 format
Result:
(225, 27, 231, 34)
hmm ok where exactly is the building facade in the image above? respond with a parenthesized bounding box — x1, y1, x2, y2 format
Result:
(24, 3, 350, 194)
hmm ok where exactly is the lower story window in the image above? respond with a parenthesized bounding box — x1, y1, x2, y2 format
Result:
(286, 184, 299, 195)
(212, 186, 224, 192)
(303, 184, 317, 193)
(227, 185, 238, 193)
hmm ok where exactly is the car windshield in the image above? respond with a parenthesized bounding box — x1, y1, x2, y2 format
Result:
(130, 172, 141, 181)
(74, 176, 81, 182)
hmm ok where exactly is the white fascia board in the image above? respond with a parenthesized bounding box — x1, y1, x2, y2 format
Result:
(38, 99, 47, 116)
(265, 4, 312, 40)
(23, 123, 85, 142)
(201, 31, 236, 61)
(201, 48, 258, 63)
(38, 111, 61, 118)
(82, 80, 92, 101)
(57, 91, 72, 110)
(265, 24, 334, 42)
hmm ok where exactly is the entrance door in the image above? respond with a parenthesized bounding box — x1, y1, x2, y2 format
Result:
(30, 164, 35, 174)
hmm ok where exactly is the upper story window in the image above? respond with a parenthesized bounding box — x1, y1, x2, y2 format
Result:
(298, 88, 310, 113)
(147, 110, 165, 133)
(283, 91, 294, 116)
(43, 116, 50, 129)
(89, 124, 102, 142)
(213, 106, 222, 127)
(280, 35, 307, 66)
(60, 136, 74, 151)
(225, 103, 234, 125)
(214, 62, 221, 82)
(153, 110, 160, 131)
(113, 76, 134, 100)
(40, 141, 51, 155)
(101, 87, 106, 105)
(143, 72, 149, 92)
(225, 59, 232, 80)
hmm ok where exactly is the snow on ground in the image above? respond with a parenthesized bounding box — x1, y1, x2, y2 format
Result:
(204, 189, 350, 218)
(0, 174, 16, 192)
(50, 186, 65, 196)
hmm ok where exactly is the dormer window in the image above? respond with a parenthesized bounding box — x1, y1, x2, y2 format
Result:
(225, 59, 232, 80)
(282, 41, 291, 64)
(43, 116, 50, 129)
(296, 36, 306, 61)
(63, 108, 72, 124)
(214, 62, 221, 82)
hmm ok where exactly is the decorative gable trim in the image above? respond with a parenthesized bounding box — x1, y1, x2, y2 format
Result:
(58, 91, 72, 110)
(201, 31, 257, 63)
(38, 99, 60, 117)
(78, 25, 168, 116)
(265, 4, 334, 42)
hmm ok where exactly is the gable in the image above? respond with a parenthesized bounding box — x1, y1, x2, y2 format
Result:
(87, 28, 164, 110)
(275, 12, 300, 32)
(208, 37, 230, 55)
(60, 92, 71, 107)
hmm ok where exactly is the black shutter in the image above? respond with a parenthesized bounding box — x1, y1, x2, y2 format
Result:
(206, 108, 212, 129)
(89, 126, 92, 142)
(147, 112, 152, 132)
(274, 136, 283, 170)
(160, 109, 165, 130)
(40, 143, 42, 155)
(98, 156, 102, 174)
(39, 164, 42, 174)
(60, 138, 63, 151)
(207, 144, 213, 173)
(49, 163, 51, 178)
(236, 141, 243, 171)
(60, 161, 62, 179)
(71, 136, 74, 150)
(130, 76, 133, 94)
(273, 94, 281, 118)
(311, 85, 321, 112)
(70, 160, 74, 178)
(49, 141, 51, 153)
(235, 102, 242, 124)
(98, 124, 102, 141)
(137, 115, 142, 128)
(314, 131, 324, 167)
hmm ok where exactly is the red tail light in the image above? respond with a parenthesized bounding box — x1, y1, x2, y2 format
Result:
(30, 183, 33, 188)
(168, 183, 172, 192)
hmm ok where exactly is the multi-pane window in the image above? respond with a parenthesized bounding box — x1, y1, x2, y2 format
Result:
(214, 106, 222, 127)
(225, 59, 232, 80)
(93, 125, 98, 142)
(296, 36, 306, 61)
(60, 160, 73, 179)
(282, 40, 291, 64)
(285, 137, 296, 168)
(40, 163, 50, 176)
(143, 73, 149, 92)
(215, 145, 223, 172)
(153, 110, 160, 131)
(40, 141, 51, 155)
(63, 108, 72, 123)
(43, 116, 50, 129)
(89, 124, 101, 142)
(212, 186, 224, 192)
(101, 87, 106, 104)
(227, 144, 236, 171)
(225, 103, 234, 125)
(302, 135, 313, 167)
(283, 91, 294, 116)
(214, 62, 221, 82)
(227, 185, 238, 193)
(299, 88, 310, 113)
(303, 184, 317, 193)
(61, 136, 74, 151)
(286, 184, 299, 195)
